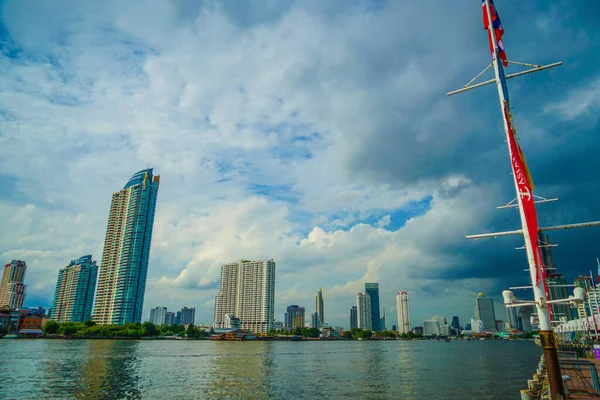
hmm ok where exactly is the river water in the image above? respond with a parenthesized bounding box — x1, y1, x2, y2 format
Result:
(0, 339, 540, 399)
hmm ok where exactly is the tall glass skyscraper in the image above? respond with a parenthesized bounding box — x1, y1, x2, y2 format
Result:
(51, 255, 98, 323)
(93, 169, 160, 325)
(474, 292, 497, 332)
(180, 306, 195, 325)
(316, 288, 324, 324)
(365, 283, 380, 331)
(350, 306, 358, 329)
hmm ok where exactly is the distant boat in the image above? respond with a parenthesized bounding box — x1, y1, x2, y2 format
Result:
(445, 338, 451, 342)
(3, 333, 20, 339)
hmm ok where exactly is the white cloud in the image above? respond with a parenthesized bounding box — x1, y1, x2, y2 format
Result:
(544, 77, 600, 121)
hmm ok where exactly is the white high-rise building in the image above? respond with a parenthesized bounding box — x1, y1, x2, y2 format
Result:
(471, 318, 484, 334)
(396, 291, 410, 334)
(213, 260, 276, 334)
(356, 292, 372, 330)
(0, 260, 27, 309)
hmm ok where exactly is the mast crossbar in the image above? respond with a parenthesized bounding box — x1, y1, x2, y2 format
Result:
(447, 61, 563, 96)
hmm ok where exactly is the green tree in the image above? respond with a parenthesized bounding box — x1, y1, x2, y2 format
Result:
(185, 324, 200, 338)
(143, 321, 158, 337)
(172, 324, 185, 335)
(308, 328, 321, 338)
(357, 329, 372, 339)
(43, 320, 59, 334)
(59, 323, 79, 336)
(84, 320, 96, 327)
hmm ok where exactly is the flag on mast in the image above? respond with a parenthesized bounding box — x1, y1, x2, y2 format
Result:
(504, 107, 535, 190)
(503, 102, 546, 293)
(482, 0, 509, 67)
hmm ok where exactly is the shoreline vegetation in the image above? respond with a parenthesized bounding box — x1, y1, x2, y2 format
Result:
(0, 320, 538, 341)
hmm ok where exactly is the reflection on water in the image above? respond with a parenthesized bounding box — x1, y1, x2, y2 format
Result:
(0, 339, 541, 399)
(356, 343, 391, 399)
(205, 341, 272, 399)
(75, 340, 142, 399)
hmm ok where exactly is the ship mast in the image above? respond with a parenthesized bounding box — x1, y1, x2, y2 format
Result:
(448, 1, 600, 398)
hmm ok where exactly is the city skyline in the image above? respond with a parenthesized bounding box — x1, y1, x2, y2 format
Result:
(0, 253, 532, 329)
(1, 1, 599, 329)
(0, 253, 522, 329)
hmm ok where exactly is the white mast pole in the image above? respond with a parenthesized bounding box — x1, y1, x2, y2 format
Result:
(590, 270, 600, 341)
(483, 0, 551, 332)
(484, 1, 563, 397)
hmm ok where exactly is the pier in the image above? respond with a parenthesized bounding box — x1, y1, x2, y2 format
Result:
(521, 343, 600, 399)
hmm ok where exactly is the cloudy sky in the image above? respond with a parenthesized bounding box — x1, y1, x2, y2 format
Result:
(1, 0, 599, 328)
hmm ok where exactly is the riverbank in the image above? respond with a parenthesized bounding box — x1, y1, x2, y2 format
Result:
(1, 334, 537, 342)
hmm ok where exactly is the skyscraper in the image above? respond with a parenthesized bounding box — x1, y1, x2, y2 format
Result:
(93, 169, 160, 325)
(396, 292, 410, 334)
(474, 293, 497, 332)
(364, 283, 380, 331)
(285, 305, 305, 328)
(316, 288, 324, 325)
(357, 292, 372, 330)
(51, 255, 98, 323)
(213, 260, 276, 334)
(451, 316, 460, 332)
(180, 306, 195, 325)
(547, 273, 577, 321)
(164, 311, 175, 326)
(518, 306, 534, 332)
(350, 306, 357, 329)
(423, 320, 440, 336)
(539, 232, 556, 271)
(505, 306, 518, 330)
(149, 307, 167, 325)
(311, 312, 320, 329)
(0, 260, 27, 309)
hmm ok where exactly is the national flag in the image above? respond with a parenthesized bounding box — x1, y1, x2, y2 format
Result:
(482, 0, 509, 67)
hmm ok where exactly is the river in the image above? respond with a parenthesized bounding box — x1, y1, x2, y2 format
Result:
(0, 339, 540, 399)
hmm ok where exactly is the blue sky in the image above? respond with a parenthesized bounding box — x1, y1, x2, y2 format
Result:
(1, 0, 599, 328)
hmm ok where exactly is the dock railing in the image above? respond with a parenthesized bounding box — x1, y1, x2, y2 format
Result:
(559, 359, 600, 397)
(558, 342, 592, 359)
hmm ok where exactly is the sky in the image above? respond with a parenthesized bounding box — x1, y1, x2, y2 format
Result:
(1, 0, 599, 329)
